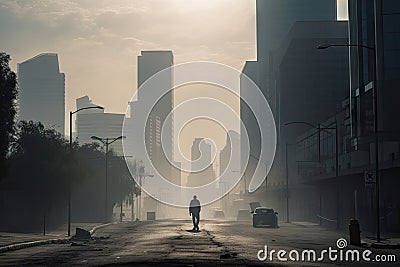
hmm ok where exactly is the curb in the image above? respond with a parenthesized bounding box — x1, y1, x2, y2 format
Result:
(0, 237, 70, 254)
(89, 223, 114, 236)
(371, 242, 400, 249)
(0, 223, 114, 254)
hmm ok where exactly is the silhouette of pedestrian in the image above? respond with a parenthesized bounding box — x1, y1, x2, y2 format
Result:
(189, 195, 201, 231)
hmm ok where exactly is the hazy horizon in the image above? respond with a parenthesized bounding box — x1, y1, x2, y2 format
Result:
(1, 0, 348, 136)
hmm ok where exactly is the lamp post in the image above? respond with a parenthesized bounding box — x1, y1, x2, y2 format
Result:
(284, 142, 297, 223)
(68, 105, 103, 236)
(318, 43, 380, 241)
(284, 120, 338, 226)
(91, 135, 125, 223)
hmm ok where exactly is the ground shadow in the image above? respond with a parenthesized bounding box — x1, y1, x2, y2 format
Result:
(186, 229, 201, 233)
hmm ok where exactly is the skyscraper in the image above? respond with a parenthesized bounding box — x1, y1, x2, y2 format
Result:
(134, 51, 174, 169)
(345, 0, 400, 233)
(256, 0, 337, 97)
(18, 53, 65, 134)
(256, 0, 337, 59)
(240, 1, 338, 196)
(186, 138, 216, 187)
(348, 0, 400, 147)
(128, 51, 178, 219)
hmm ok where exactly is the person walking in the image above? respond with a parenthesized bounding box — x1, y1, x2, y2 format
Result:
(189, 195, 201, 231)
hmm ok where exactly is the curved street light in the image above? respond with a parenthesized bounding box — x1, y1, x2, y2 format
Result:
(91, 135, 125, 223)
(67, 105, 103, 236)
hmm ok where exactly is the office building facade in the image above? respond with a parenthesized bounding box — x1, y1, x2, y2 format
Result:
(75, 96, 124, 155)
(18, 53, 65, 134)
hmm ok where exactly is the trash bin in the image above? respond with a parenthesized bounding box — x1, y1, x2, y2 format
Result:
(349, 219, 361, 246)
(147, 211, 156, 220)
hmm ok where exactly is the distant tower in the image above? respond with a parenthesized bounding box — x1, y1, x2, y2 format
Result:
(18, 53, 65, 134)
(186, 138, 216, 187)
(131, 50, 176, 182)
(219, 130, 240, 177)
(128, 51, 178, 219)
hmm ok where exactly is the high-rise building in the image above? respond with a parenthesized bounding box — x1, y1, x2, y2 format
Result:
(343, 0, 400, 232)
(268, 20, 349, 221)
(18, 53, 65, 134)
(128, 51, 178, 218)
(240, 61, 261, 194)
(271, 0, 400, 230)
(240, 1, 338, 196)
(348, 0, 400, 149)
(75, 95, 124, 155)
(256, 0, 337, 94)
(219, 131, 240, 178)
(186, 138, 216, 187)
(131, 51, 174, 175)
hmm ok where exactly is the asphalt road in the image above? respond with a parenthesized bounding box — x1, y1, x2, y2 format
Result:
(0, 219, 398, 266)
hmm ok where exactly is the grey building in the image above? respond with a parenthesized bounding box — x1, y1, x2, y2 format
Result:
(240, 1, 338, 205)
(256, 0, 337, 98)
(240, 61, 261, 196)
(129, 51, 178, 219)
(316, 0, 400, 232)
(75, 96, 124, 155)
(186, 138, 216, 187)
(18, 53, 65, 134)
(265, 20, 349, 221)
(132, 51, 174, 175)
(291, 1, 400, 231)
(348, 0, 400, 149)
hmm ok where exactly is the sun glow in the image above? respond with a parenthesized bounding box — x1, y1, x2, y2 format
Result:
(173, 0, 227, 11)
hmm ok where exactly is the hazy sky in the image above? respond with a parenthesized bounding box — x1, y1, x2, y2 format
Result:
(0, 0, 255, 133)
(1, 0, 347, 132)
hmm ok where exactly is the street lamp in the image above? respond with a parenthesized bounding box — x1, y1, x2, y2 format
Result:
(284, 121, 338, 225)
(318, 43, 381, 242)
(68, 105, 103, 236)
(284, 142, 296, 223)
(91, 135, 125, 223)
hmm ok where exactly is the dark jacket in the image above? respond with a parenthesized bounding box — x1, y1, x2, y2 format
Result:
(189, 199, 201, 214)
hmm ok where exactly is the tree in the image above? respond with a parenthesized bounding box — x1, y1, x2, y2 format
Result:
(0, 121, 136, 231)
(2, 121, 82, 231)
(71, 143, 134, 222)
(0, 52, 18, 180)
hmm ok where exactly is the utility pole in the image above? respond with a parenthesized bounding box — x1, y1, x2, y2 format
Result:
(285, 143, 289, 223)
(68, 105, 103, 236)
(91, 135, 125, 223)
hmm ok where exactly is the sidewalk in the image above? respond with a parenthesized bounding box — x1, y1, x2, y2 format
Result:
(290, 221, 400, 249)
(0, 222, 103, 250)
(363, 234, 400, 249)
